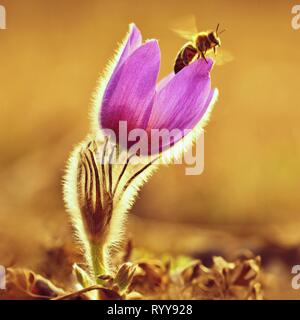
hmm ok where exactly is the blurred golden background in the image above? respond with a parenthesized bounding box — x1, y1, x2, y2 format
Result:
(1, 0, 300, 298)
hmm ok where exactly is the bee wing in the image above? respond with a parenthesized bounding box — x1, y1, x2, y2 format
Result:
(206, 49, 234, 66)
(171, 29, 197, 41)
(170, 14, 199, 40)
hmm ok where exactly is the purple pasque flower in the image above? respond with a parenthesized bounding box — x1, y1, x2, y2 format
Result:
(100, 24, 217, 154)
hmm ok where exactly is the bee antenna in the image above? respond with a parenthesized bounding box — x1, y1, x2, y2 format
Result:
(218, 29, 226, 35)
(216, 23, 220, 35)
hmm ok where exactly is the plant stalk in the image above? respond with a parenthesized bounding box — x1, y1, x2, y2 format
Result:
(90, 243, 106, 285)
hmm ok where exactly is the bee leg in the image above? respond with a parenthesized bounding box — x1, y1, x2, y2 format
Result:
(213, 46, 217, 55)
(201, 51, 208, 63)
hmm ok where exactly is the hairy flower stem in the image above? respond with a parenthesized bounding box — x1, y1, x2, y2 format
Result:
(90, 243, 106, 284)
(64, 137, 159, 297)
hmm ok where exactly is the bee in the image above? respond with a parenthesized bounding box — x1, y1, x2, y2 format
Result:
(171, 16, 232, 74)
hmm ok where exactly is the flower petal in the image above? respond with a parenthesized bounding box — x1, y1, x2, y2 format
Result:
(117, 23, 142, 69)
(202, 88, 218, 118)
(148, 58, 214, 132)
(153, 87, 217, 154)
(100, 40, 160, 138)
(156, 72, 174, 92)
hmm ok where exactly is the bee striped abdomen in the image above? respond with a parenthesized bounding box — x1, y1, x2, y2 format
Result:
(174, 43, 197, 74)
